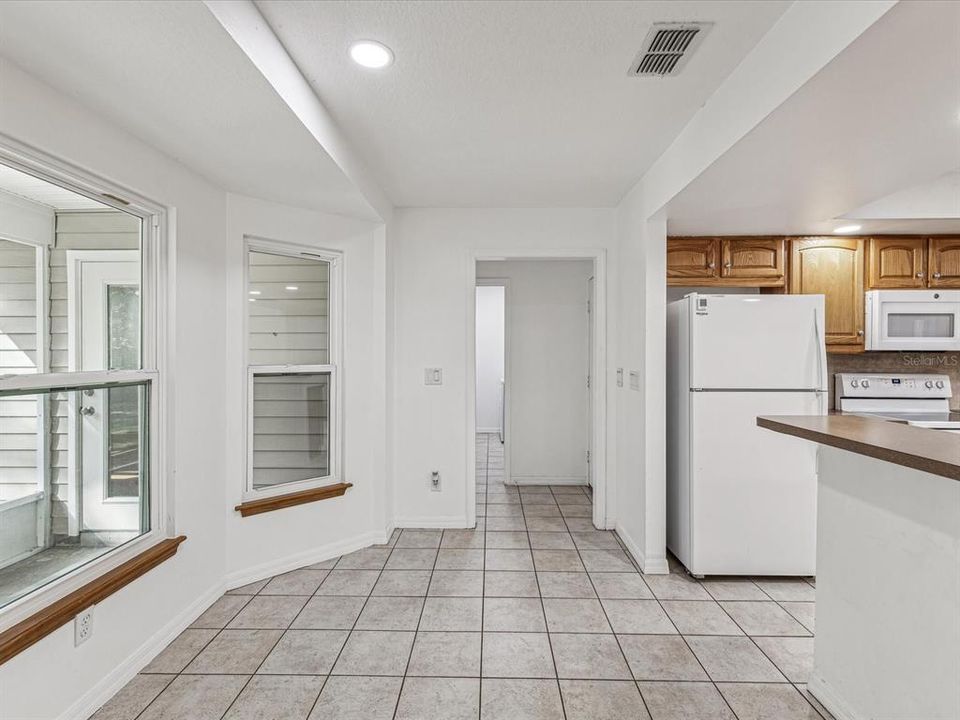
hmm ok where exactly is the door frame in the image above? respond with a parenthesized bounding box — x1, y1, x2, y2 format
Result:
(466, 248, 608, 530)
(65, 249, 140, 535)
(475, 278, 511, 487)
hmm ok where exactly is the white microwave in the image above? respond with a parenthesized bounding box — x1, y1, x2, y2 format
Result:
(865, 290, 960, 351)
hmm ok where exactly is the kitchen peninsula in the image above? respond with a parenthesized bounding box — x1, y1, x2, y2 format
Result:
(758, 415, 960, 720)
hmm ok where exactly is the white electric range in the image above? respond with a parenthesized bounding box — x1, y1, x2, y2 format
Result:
(835, 373, 960, 433)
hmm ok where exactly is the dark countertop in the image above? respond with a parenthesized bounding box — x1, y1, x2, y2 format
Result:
(757, 414, 960, 482)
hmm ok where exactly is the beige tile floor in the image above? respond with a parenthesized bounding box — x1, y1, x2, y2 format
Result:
(91, 433, 828, 720)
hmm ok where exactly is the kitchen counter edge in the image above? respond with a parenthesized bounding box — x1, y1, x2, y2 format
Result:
(757, 414, 960, 482)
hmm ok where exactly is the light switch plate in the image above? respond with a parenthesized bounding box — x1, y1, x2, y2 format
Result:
(629, 370, 641, 391)
(616, 368, 623, 387)
(424, 368, 443, 385)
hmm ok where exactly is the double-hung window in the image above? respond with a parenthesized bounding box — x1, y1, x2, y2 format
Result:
(0, 153, 167, 620)
(244, 240, 341, 500)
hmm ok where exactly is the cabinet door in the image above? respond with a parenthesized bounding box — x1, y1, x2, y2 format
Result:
(721, 237, 785, 283)
(928, 237, 960, 288)
(789, 238, 864, 352)
(867, 237, 926, 288)
(667, 238, 719, 282)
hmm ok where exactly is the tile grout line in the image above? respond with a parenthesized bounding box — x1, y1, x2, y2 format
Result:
(390, 528, 441, 720)
(520, 477, 568, 720)
(302, 531, 398, 719)
(552, 484, 655, 720)
(478, 431, 487, 720)
(131, 585, 259, 720)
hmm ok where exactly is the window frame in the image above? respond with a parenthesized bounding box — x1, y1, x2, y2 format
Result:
(0, 140, 173, 633)
(243, 237, 343, 502)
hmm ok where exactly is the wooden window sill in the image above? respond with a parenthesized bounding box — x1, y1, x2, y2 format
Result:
(0, 535, 186, 665)
(235, 482, 353, 517)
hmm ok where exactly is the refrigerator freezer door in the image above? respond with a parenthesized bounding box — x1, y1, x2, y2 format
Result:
(689, 295, 826, 390)
(688, 390, 822, 576)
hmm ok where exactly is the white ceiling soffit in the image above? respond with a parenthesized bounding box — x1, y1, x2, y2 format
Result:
(254, 0, 790, 208)
(0, 163, 109, 211)
(842, 171, 960, 221)
(666, 0, 960, 236)
(0, 0, 377, 220)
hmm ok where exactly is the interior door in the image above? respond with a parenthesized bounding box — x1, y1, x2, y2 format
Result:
(76, 254, 141, 533)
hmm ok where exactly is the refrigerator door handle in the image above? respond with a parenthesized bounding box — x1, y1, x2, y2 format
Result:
(813, 308, 826, 391)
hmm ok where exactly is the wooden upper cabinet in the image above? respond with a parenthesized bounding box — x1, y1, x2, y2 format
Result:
(789, 238, 864, 353)
(666, 238, 718, 282)
(867, 237, 926, 288)
(928, 237, 960, 288)
(720, 237, 785, 282)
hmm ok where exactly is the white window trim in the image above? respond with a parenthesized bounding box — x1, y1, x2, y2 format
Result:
(0, 137, 174, 633)
(243, 238, 343, 502)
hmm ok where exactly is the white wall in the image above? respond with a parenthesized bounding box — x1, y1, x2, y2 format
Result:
(224, 194, 389, 583)
(474, 285, 504, 434)
(0, 59, 229, 720)
(477, 259, 591, 484)
(610, 1, 893, 575)
(391, 208, 617, 527)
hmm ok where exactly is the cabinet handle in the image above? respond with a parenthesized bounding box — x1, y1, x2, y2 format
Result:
(857, 330, 864, 336)
(724, 262, 732, 268)
(916, 272, 924, 278)
(707, 263, 716, 269)
(934, 272, 942, 279)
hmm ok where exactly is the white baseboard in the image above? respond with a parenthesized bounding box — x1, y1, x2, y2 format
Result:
(807, 674, 861, 720)
(224, 529, 388, 591)
(60, 529, 391, 719)
(61, 581, 225, 720)
(510, 475, 587, 486)
(394, 516, 468, 529)
(615, 522, 669, 575)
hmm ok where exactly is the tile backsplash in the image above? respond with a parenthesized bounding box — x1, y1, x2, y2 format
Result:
(828, 352, 960, 410)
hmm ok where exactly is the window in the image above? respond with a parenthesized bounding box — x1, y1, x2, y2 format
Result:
(0, 154, 166, 618)
(244, 240, 341, 500)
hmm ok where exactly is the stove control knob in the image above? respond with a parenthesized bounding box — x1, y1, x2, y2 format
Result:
(925, 380, 934, 389)
(861, 379, 870, 389)
(850, 379, 859, 388)
(936, 380, 945, 389)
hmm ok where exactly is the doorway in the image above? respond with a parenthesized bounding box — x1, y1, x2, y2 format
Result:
(469, 253, 607, 530)
(475, 281, 508, 485)
(68, 250, 142, 537)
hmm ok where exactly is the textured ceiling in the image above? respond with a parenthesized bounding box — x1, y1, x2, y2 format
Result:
(256, 0, 790, 207)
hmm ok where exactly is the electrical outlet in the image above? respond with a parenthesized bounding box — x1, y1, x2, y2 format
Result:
(430, 470, 441, 491)
(75, 606, 94, 646)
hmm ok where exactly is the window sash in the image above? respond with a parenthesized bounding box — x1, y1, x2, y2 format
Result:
(0, 141, 169, 632)
(243, 238, 343, 502)
(245, 365, 339, 499)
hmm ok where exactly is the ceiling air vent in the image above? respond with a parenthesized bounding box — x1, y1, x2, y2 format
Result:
(629, 22, 713, 77)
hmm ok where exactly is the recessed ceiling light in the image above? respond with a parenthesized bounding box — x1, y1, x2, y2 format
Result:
(285, 286, 299, 291)
(350, 40, 393, 69)
(248, 298, 256, 303)
(249, 290, 261, 295)
(833, 224, 862, 234)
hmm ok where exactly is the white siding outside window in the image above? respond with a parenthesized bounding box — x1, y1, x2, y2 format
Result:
(245, 241, 341, 498)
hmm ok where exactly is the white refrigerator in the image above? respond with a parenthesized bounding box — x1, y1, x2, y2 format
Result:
(666, 293, 827, 577)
